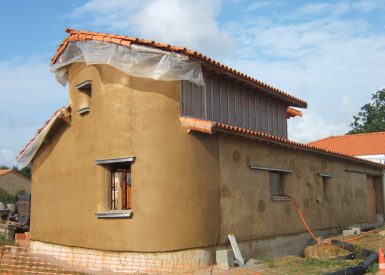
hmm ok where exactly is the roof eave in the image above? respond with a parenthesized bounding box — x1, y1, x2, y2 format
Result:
(212, 126, 385, 170)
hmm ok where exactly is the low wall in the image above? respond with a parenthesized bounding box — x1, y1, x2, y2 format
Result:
(30, 240, 215, 273)
(32, 225, 359, 271)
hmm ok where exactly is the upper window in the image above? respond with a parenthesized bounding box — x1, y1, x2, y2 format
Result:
(75, 80, 92, 115)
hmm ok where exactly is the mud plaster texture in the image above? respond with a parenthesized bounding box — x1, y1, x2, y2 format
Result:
(31, 63, 383, 257)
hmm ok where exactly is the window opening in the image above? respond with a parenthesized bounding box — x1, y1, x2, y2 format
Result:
(270, 172, 283, 197)
(318, 173, 332, 200)
(76, 80, 92, 115)
(111, 167, 131, 210)
(322, 176, 331, 199)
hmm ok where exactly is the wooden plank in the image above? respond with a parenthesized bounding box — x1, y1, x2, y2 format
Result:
(228, 82, 235, 125)
(271, 100, 278, 136)
(182, 81, 193, 116)
(204, 75, 212, 120)
(228, 234, 245, 267)
(277, 102, 283, 137)
(249, 91, 256, 130)
(235, 86, 243, 126)
(242, 87, 249, 129)
(212, 75, 220, 121)
(267, 97, 273, 134)
(281, 103, 286, 137)
(255, 93, 262, 131)
(192, 83, 203, 118)
(220, 78, 228, 123)
(261, 95, 267, 132)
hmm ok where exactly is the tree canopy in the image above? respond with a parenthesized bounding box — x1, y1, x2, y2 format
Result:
(348, 88, 385, 134)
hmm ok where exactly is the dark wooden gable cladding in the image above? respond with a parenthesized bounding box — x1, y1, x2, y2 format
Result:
(181, 72, 289, 138)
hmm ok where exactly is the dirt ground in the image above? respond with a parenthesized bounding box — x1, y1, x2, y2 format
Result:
(246, 226, 385, 275)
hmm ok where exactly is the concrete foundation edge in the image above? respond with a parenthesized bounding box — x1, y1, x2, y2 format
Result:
(30, 227, 343, 271)
(30, 240, 215, 272)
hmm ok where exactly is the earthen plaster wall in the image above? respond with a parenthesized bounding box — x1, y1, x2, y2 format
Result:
(30, 62, 383, 254)
(217, 135, 383, 243)
(31, 63, 220, 252)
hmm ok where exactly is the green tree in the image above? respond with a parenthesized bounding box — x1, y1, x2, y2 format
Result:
(348, 88, 385, 134)
(12, 166, 31, 179)
(0, 187, 16, 204)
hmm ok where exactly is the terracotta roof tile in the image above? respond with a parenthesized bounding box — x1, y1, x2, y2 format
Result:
(180, 116, 385, 169)
(180, 117, 214, 134)
(52, 29, 307, 108)
(287, 107, 302, 118)
(308, 132, 385, 156)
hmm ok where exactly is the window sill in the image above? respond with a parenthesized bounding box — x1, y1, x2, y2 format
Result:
(270, 196, 291, 202)
(95, 210, 133, 219)
(77, 107, 90, 115)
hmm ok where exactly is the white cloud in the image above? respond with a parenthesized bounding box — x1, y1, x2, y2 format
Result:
(288, 110, 347, 142)
(0, 59, 66, 166)
(286, 2, 351, 19)
(244, 1, 275, 12)
(0, 150, 16, 168)
(224, 3, 385, 142)
(352, 0, 385, 13)
(69, 0, 234, 57)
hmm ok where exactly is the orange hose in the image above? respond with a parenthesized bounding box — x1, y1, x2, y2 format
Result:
(284, 194, 367, 245)
(284, 194, 322, 244)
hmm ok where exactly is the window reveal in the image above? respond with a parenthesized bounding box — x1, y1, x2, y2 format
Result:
(75, 80, 92, 115)
(269, 172, 283, 197)
(111, 167, 131, 210)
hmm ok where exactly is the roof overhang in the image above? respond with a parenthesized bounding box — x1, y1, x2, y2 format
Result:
(51, 28, 307, 108)
(179, 116, 385, 170)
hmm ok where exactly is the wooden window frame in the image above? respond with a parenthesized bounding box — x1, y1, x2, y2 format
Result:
(95, 157, 135, 219)
(110, 165, 131, 210)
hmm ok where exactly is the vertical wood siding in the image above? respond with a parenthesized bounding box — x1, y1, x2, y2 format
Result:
(181, 73, 289, 138)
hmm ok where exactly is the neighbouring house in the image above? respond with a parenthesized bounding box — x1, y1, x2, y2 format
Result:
(16, 29, 385, 267)
(0, 169, 31, 195)
(309, 132, 385, 164)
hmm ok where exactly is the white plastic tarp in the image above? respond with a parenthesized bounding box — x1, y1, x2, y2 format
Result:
(16, 111, 60, 169)
(17, 40, 205, 169)
(51, 41, 204, 86)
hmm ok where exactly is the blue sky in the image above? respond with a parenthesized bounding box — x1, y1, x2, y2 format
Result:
(1, 0, 385, 166)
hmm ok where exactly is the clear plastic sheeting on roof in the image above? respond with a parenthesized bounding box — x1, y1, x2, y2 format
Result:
(51, 41, 204, 86)
(16, 111, 61, 170)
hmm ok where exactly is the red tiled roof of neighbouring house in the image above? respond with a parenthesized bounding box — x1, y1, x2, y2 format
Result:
(0, 169, 12, 177)
(180, 117, 385, 169)
(308, 132, 385, 156)
(0, 169, 30, 181)
(51, 28, 307, 108)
